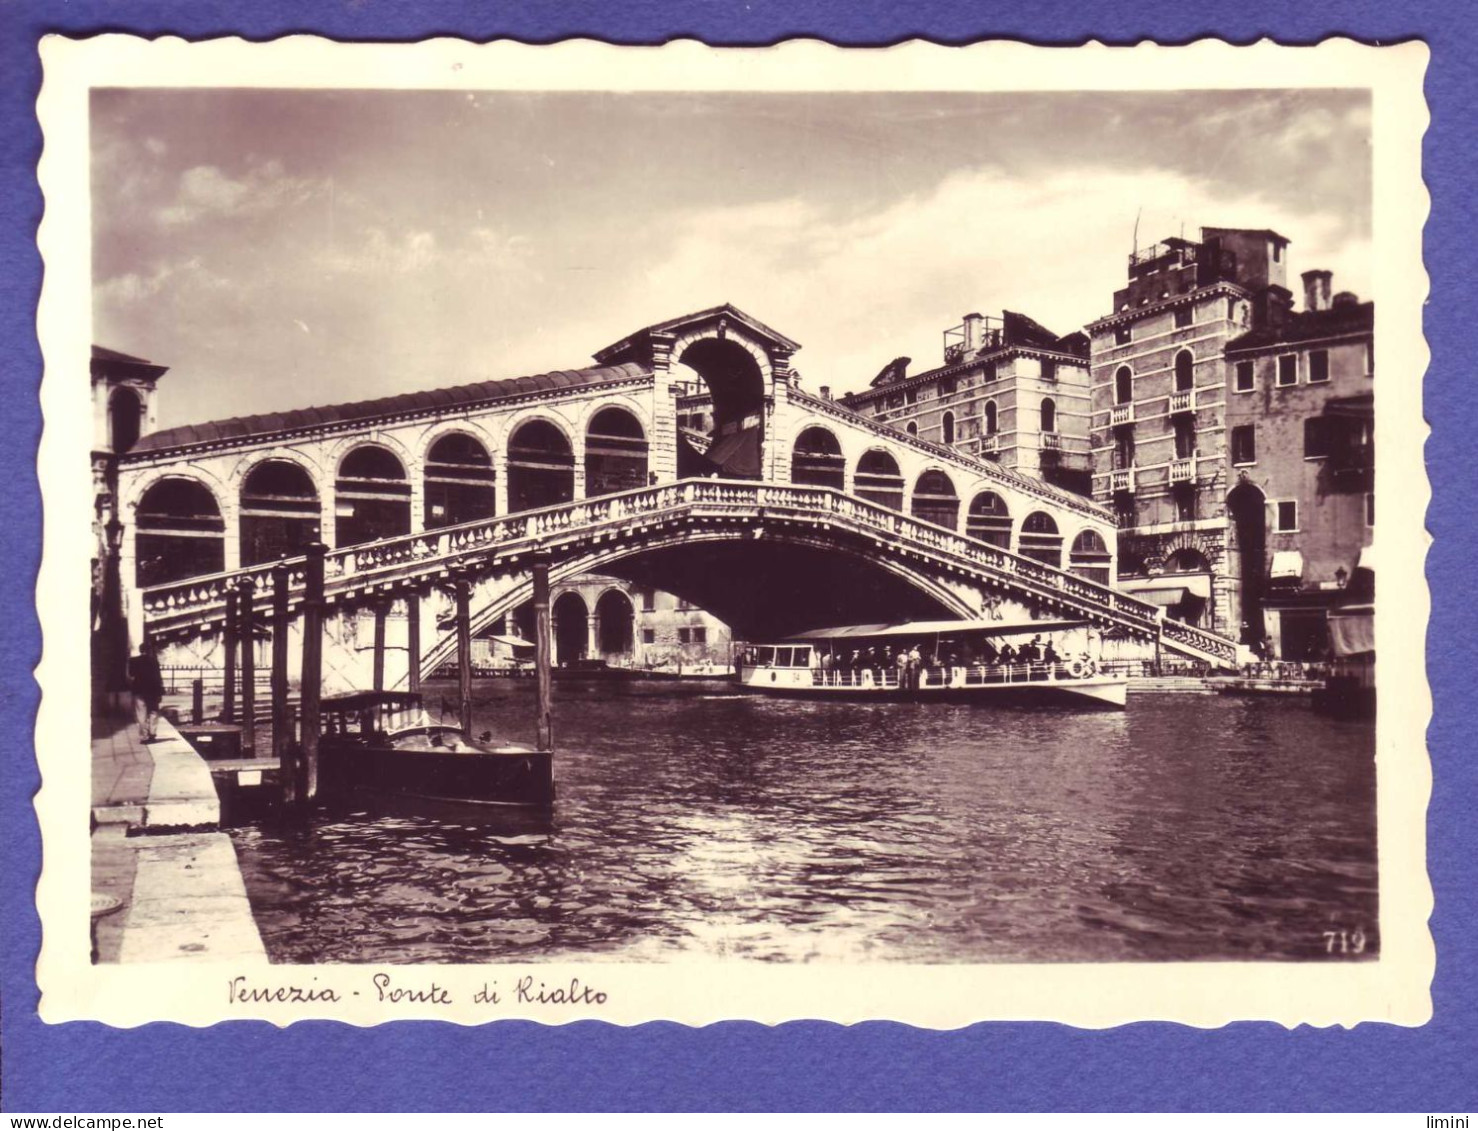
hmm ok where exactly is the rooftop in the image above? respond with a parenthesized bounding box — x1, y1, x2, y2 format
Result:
(1226, 300, 1374, 353)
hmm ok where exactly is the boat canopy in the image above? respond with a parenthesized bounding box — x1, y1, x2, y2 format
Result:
(782, 618, 1088, 642)
(321, 691, 425, 712)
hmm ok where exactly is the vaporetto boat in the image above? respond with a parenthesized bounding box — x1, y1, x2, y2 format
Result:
(736, 618, 1128, 709)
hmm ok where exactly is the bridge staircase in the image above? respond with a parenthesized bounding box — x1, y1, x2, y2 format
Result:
(139, 479, 1240, 668)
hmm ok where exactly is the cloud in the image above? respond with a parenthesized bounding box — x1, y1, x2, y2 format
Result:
(156, 159, 323, 226)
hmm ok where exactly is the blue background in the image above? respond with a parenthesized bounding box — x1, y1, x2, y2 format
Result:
(3, 2, 1472, 1113)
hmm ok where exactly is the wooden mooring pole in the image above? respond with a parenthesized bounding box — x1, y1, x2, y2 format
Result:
(372, 598, 388, 692)
(455, 577, 473, 736)
(271, 563, 294, 807)
(221, 588, 238, 724)
(405, 590, 421, 696)
(191, 679, 203, 725)
(298, 542, 326, 805)
(532, 551, 553, 753)
(238, 576, 256, 753)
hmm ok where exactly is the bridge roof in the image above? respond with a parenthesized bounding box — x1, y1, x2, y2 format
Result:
(593, 303, 802, 365)
(129, 361, 652, 456)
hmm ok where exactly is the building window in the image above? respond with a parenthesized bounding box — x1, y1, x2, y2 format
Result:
(984, 400, 998, 435)
(1272, 241, 1283, 263)
(941, 377, 956, 396)
(1173, 350, 1194, 392)
(1308, 349, 1330, 383)
(692, 626, 707, 645)
(1114, 325, 1132, 345)
(1040, 398, 1056, 434)
(1366, 492, 1375, 526)
(642, 628, 655, 645)
(1174, 306, 1192, 329)
(1113, 427, 1135, 469)
(1234, 360, 1255, 392)
(981, 361, 997, 383)
(904, 388, 917, 405)
(1227, 297, 1238, 321)
(677, 628, 690, 644)
(1173, 416, 1196, 459)
(942, 411, 956, 445)
(1277, 355, 1298, 387)
(640, 589, 655, 611)
(1114, 366, 1132, 404)
(1041, 358, 1057, 382)
(1365, 340, 1374, 377)
(1173, 484, 1196, 522)
(1304, 417, 1334, 459)
(906, 421, 919, 437)
(1276, 500, 1298, 532)
(1231, 425, 1256, 465)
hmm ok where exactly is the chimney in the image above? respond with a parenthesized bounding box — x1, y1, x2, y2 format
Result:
(1332, 291, 1359, 309)
(1252, 284, 1295, 330)
(1301, 269, 1333, 312)
(962, 312, 985, 354)
(819, 385, 832, 400)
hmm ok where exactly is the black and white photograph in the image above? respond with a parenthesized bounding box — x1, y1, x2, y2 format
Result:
(39, 36, 1430, 1027)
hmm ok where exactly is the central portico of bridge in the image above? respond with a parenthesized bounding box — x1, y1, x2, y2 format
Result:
(116, 303, 1238, 687)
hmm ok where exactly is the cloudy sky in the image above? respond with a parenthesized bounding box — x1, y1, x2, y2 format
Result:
(92, 88, 1371, 429)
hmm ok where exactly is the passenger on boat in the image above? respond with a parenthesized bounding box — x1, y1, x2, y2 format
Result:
(1043, 640, 1062, 665)
(998, 643, 1017, 665)
(1022, 636, 1043, 662)
(979, 639, 1000, 665)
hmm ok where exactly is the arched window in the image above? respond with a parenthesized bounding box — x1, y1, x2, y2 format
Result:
(984, 400, 999, 435)
(905, 421, 919, 437)
(240, 460, 320, 566)
(551, 591, 589, 666)
(1019, 511, 1063, 568)
(854, 450, 904, 511)
(1165, 547, 1211, 574)
(425, 433, 496, 529)
(507, 420, 575, 513)
(585, 407, 648, 497)
(335, 445, 411, 548)
(109, 388, 143, 455)
(594, 589, 635, 656)
(1040, 398, 1057, 434)
(1069, 529, 1112, 586)
(910, 470, 959, 530)
(790, 426, 845, 490)
(941, 411, 956, 445)
(965, 491, 1012, 549)
(1115, 366, 1132, 405)
(134, 478, 225, 587)
(1174, 349, 1194, 392)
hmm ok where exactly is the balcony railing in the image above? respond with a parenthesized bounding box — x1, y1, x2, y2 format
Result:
(1041, 432, 1062, 451)
(1111, 468, 1136, 493)
(979, 434, 999, 454)
(1167, 389, 1194, 414)
(1110, 403, 1134, 426)
(1169, 458, 1196, 483)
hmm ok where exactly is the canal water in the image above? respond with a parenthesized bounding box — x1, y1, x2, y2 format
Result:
(229, 681, 1378, 964)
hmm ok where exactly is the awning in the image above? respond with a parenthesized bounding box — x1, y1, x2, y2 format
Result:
(1136, 587, 1187, 609)
(1328, 605, 1375, 657)
(487, 634, 535, 650)
(1124, 573, 1212, 599)
(784, 617, 1088, 642)
(1271, 550, 1304, 580)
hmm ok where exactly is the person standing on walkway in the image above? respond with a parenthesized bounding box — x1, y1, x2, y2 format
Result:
(128, 640, 165, 742)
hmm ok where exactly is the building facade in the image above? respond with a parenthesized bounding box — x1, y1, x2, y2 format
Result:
(841, 310, 1093, 497)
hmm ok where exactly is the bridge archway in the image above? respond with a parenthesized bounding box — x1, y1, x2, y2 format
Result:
(1069, 529, 1112, 585)
(911, 469, 960, 531)
(552, 590, 589, 665)
(425, 432, 496, 529)
(677, 337, 766, 478)
(507, 419, 575, 513)
(854, 449, 904, 510)
(595, 588, 635, 656)
(790, 426, 846, 490)
(1020, 511, 1063, 568)
(336, 445, 411, 548)
(965, 490, 1012, 549)
(135, 477, 225, 587)
(240, 459, 320, 567)
(585, 407, 648, 497)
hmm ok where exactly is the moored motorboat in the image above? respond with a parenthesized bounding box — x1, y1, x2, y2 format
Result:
(317, 691, 554, 808)
(736, 618, 1127, 709)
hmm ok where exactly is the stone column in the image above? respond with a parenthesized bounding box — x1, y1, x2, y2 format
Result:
(587, 613, 600, 659)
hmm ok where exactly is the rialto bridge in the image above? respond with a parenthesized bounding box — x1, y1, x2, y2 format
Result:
(110, 304, 1238, 689)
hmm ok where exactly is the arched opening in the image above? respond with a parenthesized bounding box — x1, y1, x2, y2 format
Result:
(134, 478, 225, 587)
(984, 400, 999, 435)
(675, 339, 767, 479)
(109, 387, 143, 455)
(854, 449, 904, 511)
(585, 407, 649, 497)
(240, 460, 320, 567)
(1069, 529, 1112, 586)
(1228, 483, 1267, 644)
(965, 491, 1012, 549)
(1165, 547, 1210, 573)
(941, 411, 956, 445)
(507, 420, 575, 513)
(910, 469, 959, 531)
(1019, 511, 1063, 568)
(1040, 397, 1057, 434)
(905, 421, 919, 437)
(1115, 366, 1132, 405)
(594, 589, 635, 657)
(1174, 349, 1194, 392)
(790, 426, 845, 490)
(425, 433, 495, 529)
(552, 591, 589, 666)
(335, 445, 411, 548)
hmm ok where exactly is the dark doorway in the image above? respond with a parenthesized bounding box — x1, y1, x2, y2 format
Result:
(1228, 482, 1268, 643)
(240, 460, 321, 566)
(507, 420, 576, 512)
(595, 589, 635, 656)
(790, 426, 846, 489)
(910, 469, 960, 530)
(854, 449, 904, 510)
(425, 433, 496, 529)
(585, 408, 649, 497)
(677, 339, 767, 478)
(134, 478, 226, 586)
(335, 445, 411, 548)
(110, 388, 143, 455)
(1019, 512, 1063, 568)
(965, 491, 1012, 549)
(552, 591, 589, 665)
